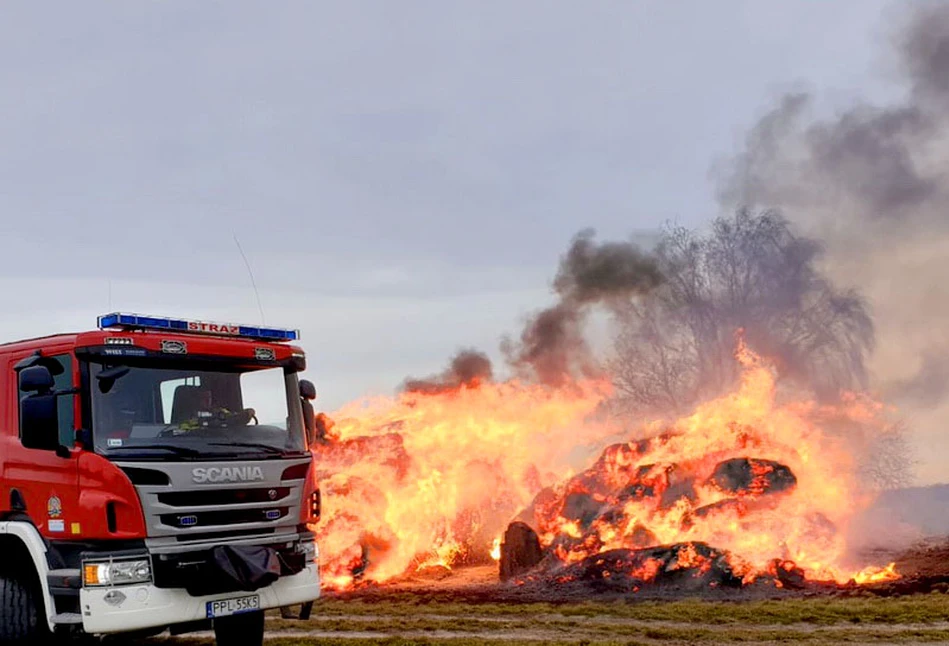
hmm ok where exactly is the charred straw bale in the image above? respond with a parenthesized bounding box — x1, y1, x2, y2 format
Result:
(708, 458, 797, 496)
(560, 492, 605, 529)
(499, 521, 544, 581)
(562, 542, 743, 591)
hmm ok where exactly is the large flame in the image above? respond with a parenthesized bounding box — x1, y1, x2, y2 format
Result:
(311, 340, 898, 589)
(525, 340, 898, 585)
(312, 378, 616, 587)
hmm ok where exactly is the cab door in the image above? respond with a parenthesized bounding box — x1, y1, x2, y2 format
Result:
(2, 353, 81, 538)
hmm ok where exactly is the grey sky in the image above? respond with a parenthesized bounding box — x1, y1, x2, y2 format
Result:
(0, 3, 897, 414)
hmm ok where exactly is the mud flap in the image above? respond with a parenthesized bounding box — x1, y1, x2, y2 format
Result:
(279, 601, 313, 620)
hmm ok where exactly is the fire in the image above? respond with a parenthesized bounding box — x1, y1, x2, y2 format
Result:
(311, 378, 616, 585)
(490, 538, 502, 561)
(522, 339, 899, 586)
(310, 338, 899, 590)
(853, 563, 900, 585)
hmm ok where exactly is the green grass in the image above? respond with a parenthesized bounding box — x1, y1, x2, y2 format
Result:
(305, 594, 949, 625)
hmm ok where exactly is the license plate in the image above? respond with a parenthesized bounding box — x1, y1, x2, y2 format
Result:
(206, 594, 260, 618)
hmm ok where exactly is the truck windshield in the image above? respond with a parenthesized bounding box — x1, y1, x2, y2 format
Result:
(89, 360, 306, 460)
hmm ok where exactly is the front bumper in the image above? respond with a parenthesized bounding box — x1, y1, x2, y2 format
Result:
(79, 562, 320, 634)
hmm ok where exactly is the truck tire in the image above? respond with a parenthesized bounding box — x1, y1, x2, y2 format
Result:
(0, 572, 48, 644)
(214, 610, 264, 646)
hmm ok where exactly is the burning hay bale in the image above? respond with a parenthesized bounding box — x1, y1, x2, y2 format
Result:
(311, 373, 615, 588)
(768, 559, 807, 590)
(560, 492, 605, 529)
(500, 450, 807, 588)
(492, 345, 902, 593)
(315, 432, 411, 481)
(708, 458, 797, 496)
(560, 543, 744, 591)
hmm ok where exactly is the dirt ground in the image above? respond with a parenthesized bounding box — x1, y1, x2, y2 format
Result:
(893, 539, 949, 579)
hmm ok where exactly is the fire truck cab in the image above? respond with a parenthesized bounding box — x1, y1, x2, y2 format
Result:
(0, 313, 321, 645)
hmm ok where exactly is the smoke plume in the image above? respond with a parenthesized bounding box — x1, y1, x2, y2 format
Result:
(553, 230, 665, 305)
(402, 231, 661, 391)
(505, 229, 663, 386)
(716, 3, 949, 482)
(403, 349, 494, 394)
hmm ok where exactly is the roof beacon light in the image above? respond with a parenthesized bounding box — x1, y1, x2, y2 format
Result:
(97, 313, 300, 342)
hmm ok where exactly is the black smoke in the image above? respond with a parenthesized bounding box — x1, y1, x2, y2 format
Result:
(403, 349, 494, 394)
(553, 230, 665, 305)
(504, 230, 663, 386)
(402, 230, 663, 392)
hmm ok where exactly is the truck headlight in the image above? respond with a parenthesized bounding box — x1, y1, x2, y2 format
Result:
(295, 539, 319, 562)
(82, 558, 152, 587)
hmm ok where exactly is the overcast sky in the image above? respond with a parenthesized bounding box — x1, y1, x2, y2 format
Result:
(0, 3, 900, 419)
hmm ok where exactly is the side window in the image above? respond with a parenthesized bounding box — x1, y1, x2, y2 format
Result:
(160, 376, 200, 424)
(52, 356, 75, 446)
(240, 369, 288, 429)
(18, 354, 75, 446)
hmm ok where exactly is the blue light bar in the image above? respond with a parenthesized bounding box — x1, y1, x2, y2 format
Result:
(97, 312, 300, 342)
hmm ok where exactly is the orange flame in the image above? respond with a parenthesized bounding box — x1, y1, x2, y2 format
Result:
(490, 538, 502, 562)
(311, 339, 898, 588)
(312, 379, 615, 585)
(853, 562, 900, 585)
(528, 339, 898, 584)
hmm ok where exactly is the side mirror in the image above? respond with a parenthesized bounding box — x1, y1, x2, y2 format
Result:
(20, 394, 59, 451)
(96, 366, 130, 394)
(18, 365, 61, 452)
(19, 365, 54, 393)
(299, 379, 316, 401)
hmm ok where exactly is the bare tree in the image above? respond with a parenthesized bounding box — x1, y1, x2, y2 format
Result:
(858, 423, 915, 490)
(611, 209, 875, 414)
(610, 210, 916, 488)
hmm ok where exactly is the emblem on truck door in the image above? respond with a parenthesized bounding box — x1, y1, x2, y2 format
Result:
(47, 495, 62, 518)
(191, 466, 265, 484)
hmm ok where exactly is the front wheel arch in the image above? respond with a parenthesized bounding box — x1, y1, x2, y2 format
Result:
(0, 534, 50, 641)
(0, 522, 55, 632)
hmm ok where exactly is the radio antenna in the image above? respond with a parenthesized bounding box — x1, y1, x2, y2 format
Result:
(234, 235, 266, 325)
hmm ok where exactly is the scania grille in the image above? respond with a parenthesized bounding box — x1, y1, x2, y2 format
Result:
(118, 458, 310, 539)
(159, 507, 291, 529)
(173, 528, 277, 543)
(157, 487, 292, 507)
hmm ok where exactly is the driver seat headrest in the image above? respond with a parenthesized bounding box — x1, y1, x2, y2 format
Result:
(171, 385, 211, 424)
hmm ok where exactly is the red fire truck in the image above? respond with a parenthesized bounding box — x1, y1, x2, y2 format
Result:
(0, 313, 321, 644)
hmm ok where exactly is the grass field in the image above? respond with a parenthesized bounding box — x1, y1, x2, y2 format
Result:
(151, 594, 949, 645)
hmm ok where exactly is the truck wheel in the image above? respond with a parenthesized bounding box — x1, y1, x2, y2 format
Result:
(0, 572, 48, 643)
(214, 610, 264, 646)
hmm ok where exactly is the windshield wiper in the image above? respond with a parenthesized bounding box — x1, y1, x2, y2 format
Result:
(207, 442, 304, 456)
(105, 444, 203, 458)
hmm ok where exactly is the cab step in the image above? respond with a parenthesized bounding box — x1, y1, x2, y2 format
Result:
(47, 568, 82, 596)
